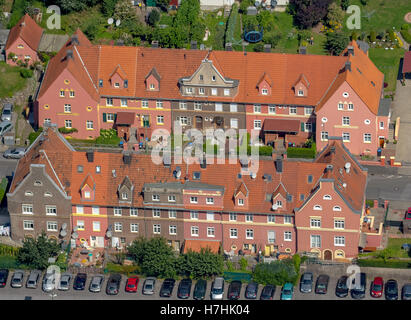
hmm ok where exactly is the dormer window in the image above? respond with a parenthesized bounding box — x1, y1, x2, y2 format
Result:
(276, 200, 282, 207)
(114, 82, 120, 88)
(84, 191, 91, 199)
(238, 199, 244, 206)
(262, 89, 268, 95)
(96, 166, 101, 173)
(122, 192, 128, 200)
(124, 80, 128, 88)
(298, 90, 304, 96)
(99, 79, 103, 87)
(150, 83, 155, 90)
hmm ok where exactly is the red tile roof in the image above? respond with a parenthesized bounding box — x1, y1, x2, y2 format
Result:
(263, 119, 300, 132)
(116, 112, 135, 125)
(5, 14, 43, 51)
(403, 51, 411, 74)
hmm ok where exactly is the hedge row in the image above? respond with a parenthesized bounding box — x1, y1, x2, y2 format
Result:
(357, 258, 411, 269)
(287, 146, 316, 159)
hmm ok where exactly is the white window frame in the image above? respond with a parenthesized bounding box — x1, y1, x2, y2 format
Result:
(321, 131, 328, 141)
(114, 208, 122, 216)
(310, 235, 321, 248)
(130, 208, 138, 216)
(191, 226, 199, 237)
(238, 198, 244, 206)
(334, 236, 345, 247)
(92, 221, 100, 232)
(168, 195, 176, 202)
(130, 223, 139, 233)
(152, 209, 161, 218)
(284, 231, 292, 241)
(333, 206, 342, 211)
(338, 103, 344, 110)
(342, 116, 350, 126)
(304, 107, 313, 115)
(86, 120, 93, 129)
(64, 104, 71, 113)
(211, 88, 217, 96)
(230, 228, 238, 239)
(342, 132, 350, 142)
(364, 133, 371, 143)
(77, 220, 85, 230)
(230, 118, 239, 129)
(262, 88, 268, 95)
(22, 204, 33, 215)
(268, 105, 276, 114)
(215, 103, 223, 112)
(268, 231, 276, 243)
(348, 103, 354, 110)
(168, 210, 177, 219)
(206, 197, 214, 205)
(379, 121, 384, 129)
(153, 224, 161, 234)
(206, 212, 214, 221)
(224, 89, 230, 96)
(76, 206, 84, 214)
(152, 194, 160, 202)
(194, 102, 202, 110)
(254, 120, 262, 130)
(64, 120, 72, 129)
(190, 197, 198, 204)
(141, 100, 149, 108)
(230, 104, 237, 112)
(169, 225, 177, 235)
(47, 221, 58, 232)
(310, 218, 321, 228)
(246, 229, 254, 239)
(106, 98, 113, 106)
(190, 211, 199, 220)
(121, 98, 128, 107)
(334, 220, 345, 229)
(46, 205, 57, 216)
(289, 106, 297, 115)
(229, 213, 237, 221)
(245, 214, 253, 222)
(254, 105, 261, 113)
(92, 206, 100, 215)
(305, 123, 312, 132)
(284, 216, 292, 224)
(207, 227, 215, 237)
(313, 205, 322, 211)
(267, 215, 275, 223)
(199, 88, 205, 95)
(23, 220, 34, 230)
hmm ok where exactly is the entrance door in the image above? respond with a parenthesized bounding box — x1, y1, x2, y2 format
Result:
(379, 137, 385, 148)
(323, 250, 332, 260)
(195, 116, 203, 130)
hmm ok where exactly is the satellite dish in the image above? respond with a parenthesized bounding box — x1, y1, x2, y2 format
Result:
(106, 231, 112, 238)
(115, 19, 121, 27)
(251, 172, 257, 179)
(60, 230, 67, 237)
(345, 162, 351, 169)
(272, 204, 278, 210)
(107, 18, 114, 25)
(61, 223, 67, 230)
(176, 170, 181, 178)
(73, 226, 78, 232)
(71, 232, 78, 239)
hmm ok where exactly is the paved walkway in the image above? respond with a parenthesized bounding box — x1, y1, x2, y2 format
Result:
(393, 79, 411, 163)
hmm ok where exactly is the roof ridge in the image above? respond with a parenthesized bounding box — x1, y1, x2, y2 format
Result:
(40, 150, 67, 195)
(73, 45, 99, 94)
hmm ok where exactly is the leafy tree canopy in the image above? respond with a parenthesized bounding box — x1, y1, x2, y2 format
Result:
(324, 31, 349, 55)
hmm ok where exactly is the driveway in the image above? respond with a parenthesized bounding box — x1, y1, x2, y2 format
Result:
(393, 79, 411, 163)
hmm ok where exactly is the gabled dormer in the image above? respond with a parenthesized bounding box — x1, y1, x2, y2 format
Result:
(272, 182, 288, 211)
(257, 72, 272, 96)
(118, 176, 133, 203)
(80, 174, 95, 201)
(145, 67, 161, 91)
(293, 73, 310, 97)
(234, 182, 249, 208)
(109, 65, 128, 89)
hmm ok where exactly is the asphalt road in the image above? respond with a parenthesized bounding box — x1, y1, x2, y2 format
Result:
(0, 268, 409, 300)
(0, 157, 17, 180)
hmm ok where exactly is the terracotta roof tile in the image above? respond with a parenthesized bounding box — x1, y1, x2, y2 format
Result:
(5, 14, 43, 51)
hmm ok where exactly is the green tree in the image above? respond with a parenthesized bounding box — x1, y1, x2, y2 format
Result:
(156, 0, 170, 11)
(324, 31, 349, 55)
(239, 257, 248, 271)
(263, 32, 282, 48)
(292, 254, 301, 273)
(127, 237, 177, 278)
(148, 9, 161, 26)
(175, 248, 224, 279)
(375, 248, 395, 262)
(326, 2, 344, 26)
(102, 0, 118, 17)
(340, 0, 349, 10)
(17, 232, 60, 270)
(253, 259, 298, 286)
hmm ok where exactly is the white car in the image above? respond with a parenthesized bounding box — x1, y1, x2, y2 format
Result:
(58, 273, 72, 291)
(42, 272, 57, 292)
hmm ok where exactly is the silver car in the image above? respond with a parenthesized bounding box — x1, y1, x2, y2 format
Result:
(0, 121, 12, 137)
(142, 277, 156, 295)
(11, 270, 24, 288)
(89, 275, 104, 293)
(402, 283, 411, 300)
(3, 147, 25, 159)
(58, 273, 72, 291)
(211, 277, 224, 300)
(42, 271, 58, 292)
(26, 270, 42, 289)
(1, 104, 12, 122)
(300, 272, 313, 293)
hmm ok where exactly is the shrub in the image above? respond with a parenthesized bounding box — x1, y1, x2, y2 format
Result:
(369, 30, 376, 42)
(19, 68, 33, 79)
(287, 146, 316, 159)
(0, 178, 8, 204)
(28, 127, 43, 145)
(58, 127, 78, 134)
(402, 24, 410, 31)
(253, 259, 298, 286)
(365, 199, 374, 208)
(259, 146, 273, 156)
(357, 259, 411, 269)
(239, 257, 248, 271)
(400, 29, 411, 44)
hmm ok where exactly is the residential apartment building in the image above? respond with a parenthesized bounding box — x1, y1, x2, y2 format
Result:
(34, 28, 389, 156)
(8, 126, 383, 260)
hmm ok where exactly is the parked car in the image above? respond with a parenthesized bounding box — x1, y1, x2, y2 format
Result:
(0, 269, 9, 287)
(385, 279, 398, 300)
(142, 277, 156, 295)
(73, 273, 87, 290)
(26, 270, 41, 289)
(335, 275, 349, 298)
(11, 270, 24, 288)
(3, 147, 25, 159)
(315, 274, 330, 294)
(401, 283, 411, 300)
(350, 272, 366, 299)
(211, 277, 225, 300)
(177, 278, 192, 299)
(227, 280, 242, 300)
(193, 279, 207, 300)
(125, 276, 139, 293)
(260, 285, 276, 300)
(0, 121, 12, 137)
(58, 273, 72, 291)
(370, 277, 383, 298)
(406, 207, 411, 220)
(245, 282, 258, 299)
(106, 274, 122, 295)
(280, 282, 294, 300)
(300, 272, 313, 293)
(89, 275, 104, 293)
(159, 278, 176, 298)
(1, 103, 12, 122)
(42, 271, 57, 292)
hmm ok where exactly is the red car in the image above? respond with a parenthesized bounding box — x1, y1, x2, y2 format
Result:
(406, 208, 411, 220)
(125, 276, 139, 293)
(370, 277, 383, 298)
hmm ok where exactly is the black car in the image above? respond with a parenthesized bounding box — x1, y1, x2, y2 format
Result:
(0, 269, 9, 288)
(160, 278, 176, 297)
(335, 275, 349, 298)
(177, 278, 192, 299)
(385, 279, 398, 300)
(73, 273, 87, 290)
(245, 282, 258, 299)
(315, 274, 329, 294)
(227, 280, 242, 300)
(193, 279, 207, 300)
(351, 272, 366, 300)
(106, 274, 122, 295)
(260, 285, 275, 300)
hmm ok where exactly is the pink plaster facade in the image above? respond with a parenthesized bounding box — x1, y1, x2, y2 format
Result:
(37, 69, 99, 138)
(294, 181, 363, 259)
(145, 74, 160, 91)
(316, 81, 388, 155)
(5, 38, 39, 67)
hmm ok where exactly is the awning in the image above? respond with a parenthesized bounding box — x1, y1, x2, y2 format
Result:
(183, 239, 220, 254)
(263, 119, 300, 133)
(116, 112, 135, 125)
(403, 51, 411, 74)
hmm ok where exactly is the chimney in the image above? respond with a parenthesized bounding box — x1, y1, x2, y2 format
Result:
(123, 152, 131, 165)
(71, 34, 79, 46)
(86, 150, 94, 163)
(225, 42, 233, 51)
(326, 164, 333, 173)
(264, 44, 271, 53)
(151, 40, 159, 48)
(299, 46, 307, 54)
(275, 158, 283, 173)
(66, 50, 74, 60)
(190, 40, 197, 49)
(345, 61, 351, 72)
(347, 45, 354, 56)
(244, 51, 247, 56)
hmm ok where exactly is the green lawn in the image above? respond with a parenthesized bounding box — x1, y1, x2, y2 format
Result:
(369, 47, 405, 92)
(386, 238, 411, 258)
(202, 9, 228, 50)
(345, 0, 411, 33)
(0, 62, 28, 98)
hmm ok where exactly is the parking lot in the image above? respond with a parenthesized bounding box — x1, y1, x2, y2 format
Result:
(0, 265, 410, 300)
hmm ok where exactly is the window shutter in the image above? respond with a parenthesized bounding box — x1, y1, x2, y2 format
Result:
(300, 122, 305, 132)
(103, 113, 107, 122)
